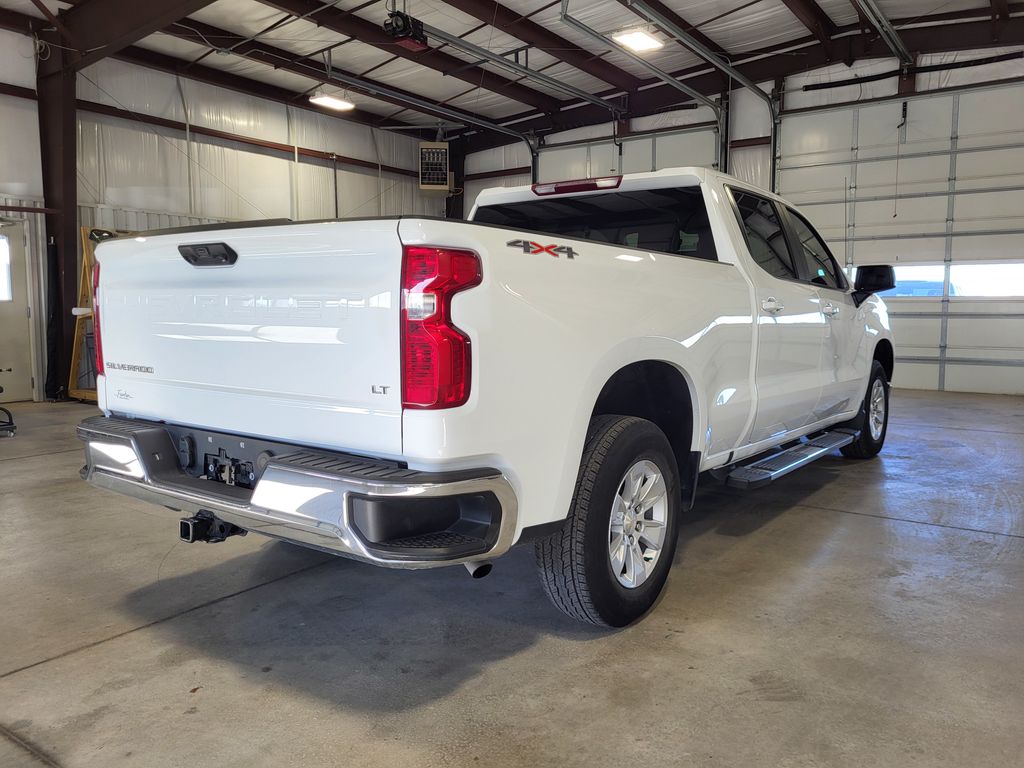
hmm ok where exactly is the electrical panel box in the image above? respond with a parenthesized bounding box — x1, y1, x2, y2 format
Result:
(419, 142, 450, 191)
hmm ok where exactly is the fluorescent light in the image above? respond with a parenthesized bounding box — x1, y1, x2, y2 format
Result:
(612, 28, 663, 52)
(309, 90, 355, 111)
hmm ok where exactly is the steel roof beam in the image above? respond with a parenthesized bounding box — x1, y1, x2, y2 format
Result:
(421, 20, 624, 115)
(256, 0, 562, 114)
(851, 0, 913, 64)
(460, 13, 1024, 154)
(162, 18, 529, 141)
(559, 2, 719, 114)
(779, 0, 837, 57)
(114, 45, 402, 129)
(42, 0, 220, 71)
(441, 0, 643, 92)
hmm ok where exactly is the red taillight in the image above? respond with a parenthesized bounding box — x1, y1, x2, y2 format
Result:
(531, 175, 622, 196)
(401, 245, 482, 409)
(92, 261, 104, 378)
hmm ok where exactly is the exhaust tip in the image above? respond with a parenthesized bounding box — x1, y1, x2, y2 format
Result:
(464, 561, 492, 579)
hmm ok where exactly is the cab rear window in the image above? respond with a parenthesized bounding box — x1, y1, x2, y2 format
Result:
(473, 187, 718, 261)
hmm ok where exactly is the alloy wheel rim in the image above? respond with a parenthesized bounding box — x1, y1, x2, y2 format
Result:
(868, 378, 886, 441)
(608, 459, 668, 589)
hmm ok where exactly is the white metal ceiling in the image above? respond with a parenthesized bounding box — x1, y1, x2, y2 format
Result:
(1, 0, 1002, 125)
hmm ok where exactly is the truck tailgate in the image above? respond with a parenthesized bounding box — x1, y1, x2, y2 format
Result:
(95, 219, 403, 457)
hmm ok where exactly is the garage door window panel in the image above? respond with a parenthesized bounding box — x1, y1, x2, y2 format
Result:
(949, 263, 1024, 298)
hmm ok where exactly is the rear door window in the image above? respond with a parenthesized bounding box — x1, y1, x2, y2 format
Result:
(472, 187, 718, 261)
(728, 188, 796, 280)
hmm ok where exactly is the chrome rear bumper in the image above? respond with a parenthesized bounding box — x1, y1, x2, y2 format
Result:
(77, 416, 517, 568)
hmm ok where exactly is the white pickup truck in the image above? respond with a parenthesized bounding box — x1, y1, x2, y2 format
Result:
(78, 167, 895, 627)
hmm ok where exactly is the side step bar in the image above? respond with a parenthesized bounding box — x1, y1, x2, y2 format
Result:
(726, 429, 859, 490)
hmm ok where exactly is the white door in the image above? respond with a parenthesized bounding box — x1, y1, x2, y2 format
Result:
(0, 222, 33, 403)
(728, 189, 827, 445)
(782, 207, 864, 419)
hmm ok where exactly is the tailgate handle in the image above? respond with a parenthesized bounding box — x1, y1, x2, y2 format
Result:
(178, 243, 238, 267)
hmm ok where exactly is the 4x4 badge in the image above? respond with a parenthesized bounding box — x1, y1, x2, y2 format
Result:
(507, 239, 577, 259)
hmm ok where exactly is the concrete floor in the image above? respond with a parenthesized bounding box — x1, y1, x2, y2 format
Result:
(1, 390, 1022, 767)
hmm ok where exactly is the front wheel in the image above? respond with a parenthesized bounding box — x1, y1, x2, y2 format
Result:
(841, 360, 890, 459)
(535, 415, 680, 627)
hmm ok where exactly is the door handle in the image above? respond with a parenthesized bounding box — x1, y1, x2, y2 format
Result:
(823, 303, 840, 318)
(761, 297, 784, 314)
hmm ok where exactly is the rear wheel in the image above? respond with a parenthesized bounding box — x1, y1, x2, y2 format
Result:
(841, 360, 889, 459)
(535, 415, 680, 627)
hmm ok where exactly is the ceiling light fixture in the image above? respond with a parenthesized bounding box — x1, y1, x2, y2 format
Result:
(309, 89, 355, 111)
(611, 27, 664, 52)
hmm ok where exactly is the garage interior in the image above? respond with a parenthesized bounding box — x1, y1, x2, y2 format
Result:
(1, 0, 1023, 766)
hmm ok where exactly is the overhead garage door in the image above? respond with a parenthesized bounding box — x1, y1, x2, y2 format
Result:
(778, 80, 1024, 395)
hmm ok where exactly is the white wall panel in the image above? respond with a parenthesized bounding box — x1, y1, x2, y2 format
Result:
(729, 145, 770, 191)
(855, 197, 948, 238)
(950, 233, 1024, 262)
(383, 176, 445, 218)
(794, 201, 845, 240)
(621, 138, 653, 174)
(538, 145, 587, 182)
(546, 123, 614, 144)
(894, 362, 941, 390)
(856, 154, 949, 197)
(295, 162, 336, 221)
(947, 315, 1024, 354)
(957, 84, 1024, 149)
(856, 102, 902, 158)
(192, 141, 291, 220)
(888, 313, 942, 349)
(0, 29, 37, 88)
(955, 147, 1024, 191)
(953, 189, 1024, 233)
(851, 237, 946, 265)
(654, 131, 715, 170)
(944, 365, 1024, 395)
(589, 143, 619, 177)
(78, 114, 190, 214)
(465, 143, 532, 175)
(729, 83, 773, 141)
(780, 110, 853, 166)
(77, 59, 185, 123)
(778, 163, 850, 202)
(905, 96, 954, 154)
(181, 80, 288, 144)
(335, 168, 383, 218)
(0, 95, 43, 198)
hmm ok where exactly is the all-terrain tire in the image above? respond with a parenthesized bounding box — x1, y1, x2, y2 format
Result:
(840, 360, 890, 459)
(535, 415, 680, 627)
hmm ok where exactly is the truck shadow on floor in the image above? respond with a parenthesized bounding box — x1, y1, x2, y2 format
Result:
(118, 458, 850, 714)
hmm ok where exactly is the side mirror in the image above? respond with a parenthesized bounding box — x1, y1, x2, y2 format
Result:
(853, 265, 895, 306)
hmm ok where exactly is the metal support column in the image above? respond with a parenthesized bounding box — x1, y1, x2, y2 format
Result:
(36, 32, 79, 398)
